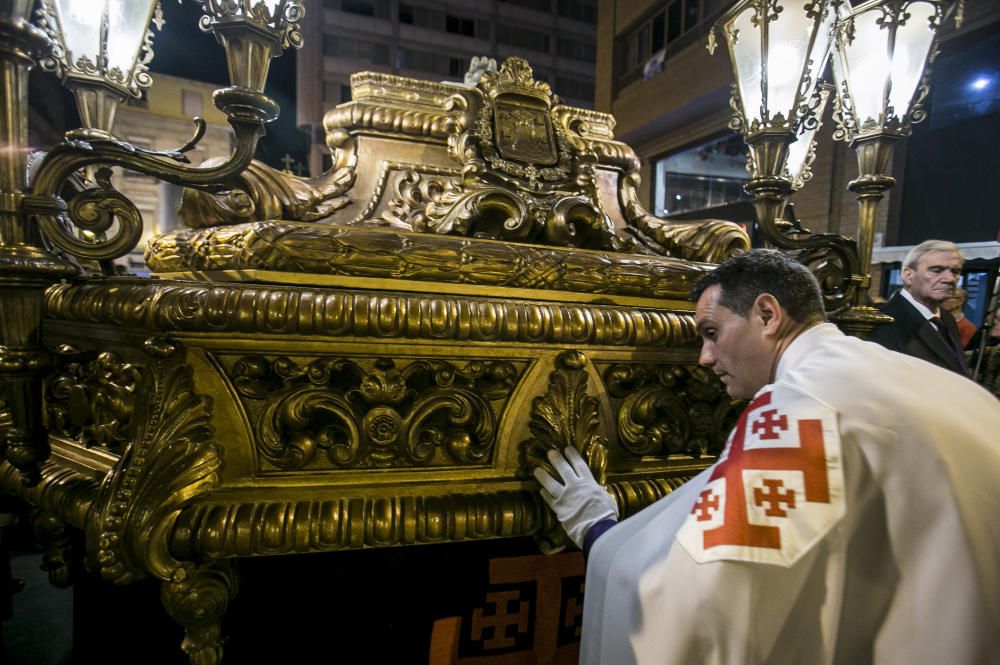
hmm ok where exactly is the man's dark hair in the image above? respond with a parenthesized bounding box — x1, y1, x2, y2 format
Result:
(690, 250, 826, 323)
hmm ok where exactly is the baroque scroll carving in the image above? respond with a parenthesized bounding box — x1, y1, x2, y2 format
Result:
(225, 355, 524, 470)
(600, 363, 740, 459)
(160, 560, 239, 665)
(178, 153, 357, 228)
(45, 350, 143, 452)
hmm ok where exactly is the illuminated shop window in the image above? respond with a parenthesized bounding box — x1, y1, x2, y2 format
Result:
(652, 133, 749, 217)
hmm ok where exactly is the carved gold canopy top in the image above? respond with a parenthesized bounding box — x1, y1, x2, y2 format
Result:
(156, 57, 748, 291)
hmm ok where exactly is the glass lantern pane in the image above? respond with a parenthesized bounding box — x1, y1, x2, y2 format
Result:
(841, 7, 892, 125)
(887, 1, 937, 120)
(106, 0, 158, 80)
(786, 88, 829, 185)
(729, 4, 763, 127)
(251, 0, 285, 15)
(764, 0, 813, 121)
(804, 3, 837, 102)
(53, 0, 106, 72)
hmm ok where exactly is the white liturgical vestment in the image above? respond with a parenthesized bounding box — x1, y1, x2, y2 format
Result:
(582, 323, 1000, 665)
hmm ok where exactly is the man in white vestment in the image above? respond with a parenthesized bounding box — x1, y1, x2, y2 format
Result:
(535, 250, 1000, 665)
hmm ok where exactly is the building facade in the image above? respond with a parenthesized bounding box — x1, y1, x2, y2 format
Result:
(595, 0, 1000, 300)
(296, 0, 598, 175)
(110, 74, 234, 271)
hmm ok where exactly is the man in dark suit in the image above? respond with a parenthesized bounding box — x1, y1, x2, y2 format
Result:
(870, 239, 969, 375)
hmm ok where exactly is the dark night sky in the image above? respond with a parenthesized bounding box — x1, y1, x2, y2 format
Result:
(148, 0, 308, 172)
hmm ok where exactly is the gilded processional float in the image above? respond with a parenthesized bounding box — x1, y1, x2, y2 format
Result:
(0, 1, 874, 662)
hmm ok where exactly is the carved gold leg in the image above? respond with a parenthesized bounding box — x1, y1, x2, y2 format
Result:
(33, 510, 80, 588)
(160, 560, 239, 665)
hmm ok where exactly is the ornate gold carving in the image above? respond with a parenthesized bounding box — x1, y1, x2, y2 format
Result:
(145, 223, 710, 301)
(33, 510, 80, 588)
(160, 560, 239, 665)
(170, 490, 551, 558)
(46, 281, 700, 348)
(375, 167, 460, 229)
(46, 351, 143, 452)
(226, 355, 523, 470)
(601, 363, 739, 458)
(434, 57, 620, 250)
(178, 155, 357, 228)
(0, 385, 9, 460)
(519, 351, 610, 552)
(324, 100, 456, 143)
(619, 171, 750, 264)
(0, 460, 98, 530)
(88, 362, 221, 585)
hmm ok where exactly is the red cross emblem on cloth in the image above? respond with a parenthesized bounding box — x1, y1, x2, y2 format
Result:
(676, 384, 845, 566)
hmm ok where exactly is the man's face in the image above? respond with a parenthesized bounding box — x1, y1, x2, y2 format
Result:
(903, 250, 962, 309)
(695, 285, 774, 400)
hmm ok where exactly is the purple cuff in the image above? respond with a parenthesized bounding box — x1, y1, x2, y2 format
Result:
(583, 518, 618, 559)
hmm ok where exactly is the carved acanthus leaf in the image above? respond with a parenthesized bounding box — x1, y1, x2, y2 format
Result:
(88, 362, 221, 585)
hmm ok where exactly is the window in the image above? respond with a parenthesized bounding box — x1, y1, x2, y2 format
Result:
(445, 14, 475, 37)
(619, 0, 706, 88)
(399, 47, 465, 77)
(496, 23, 550, 53)
(558, 0, 596, 23)
(323, 81, 353, 104)
(557, 36, 596, 62)
(397, 4, 444, 29)
(181, 89, 203, 118)
(399, 2, 413, 23)
(652, 134, 749, 217)
(556, 76, 594, 103)
(323, 35, 390, 65)
(448, 57, 468, 78)
(326, 0, 390, 18)
(502, 0, 553, 10)
(342, 0, 374, 16)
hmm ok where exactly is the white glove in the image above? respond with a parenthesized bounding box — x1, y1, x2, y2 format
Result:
(533, 446, 619, 548)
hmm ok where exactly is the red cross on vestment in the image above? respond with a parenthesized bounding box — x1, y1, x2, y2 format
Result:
(701, 391, 830, 551)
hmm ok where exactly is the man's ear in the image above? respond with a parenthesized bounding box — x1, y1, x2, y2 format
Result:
(902, 266, 913, 287)
(752, 293, 784, 336)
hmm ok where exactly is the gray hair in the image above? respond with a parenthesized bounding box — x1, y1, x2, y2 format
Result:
(903, 240, 963, 270)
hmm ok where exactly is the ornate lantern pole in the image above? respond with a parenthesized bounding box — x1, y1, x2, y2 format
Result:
(831, 0, 960, 329)
(709, 0, 839, 244)
(0, 0, 78, 486)
(709, 0, 869, 319)
(0, 0, 302, 484)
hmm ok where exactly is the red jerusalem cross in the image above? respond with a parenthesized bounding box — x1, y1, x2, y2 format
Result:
(753, 478, 796, 517)
(752, 409, 788, 440)
(702, 391, 830, 551)
(691, 489, 720, 522)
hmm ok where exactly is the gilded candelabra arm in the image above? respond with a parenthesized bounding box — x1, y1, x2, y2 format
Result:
(22, 86, 279, 263)
(748, 180, 863, 314)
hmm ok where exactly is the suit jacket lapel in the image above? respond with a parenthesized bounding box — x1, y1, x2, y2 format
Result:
(915, 319, 964, 371)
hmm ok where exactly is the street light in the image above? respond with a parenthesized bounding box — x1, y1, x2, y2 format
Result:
(708, 0, 839, 246)
(831, 0, 960, 313)
(709, 0, 867, 317)
(0, 0, 302, 485)
(36, 0, 163, 135)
